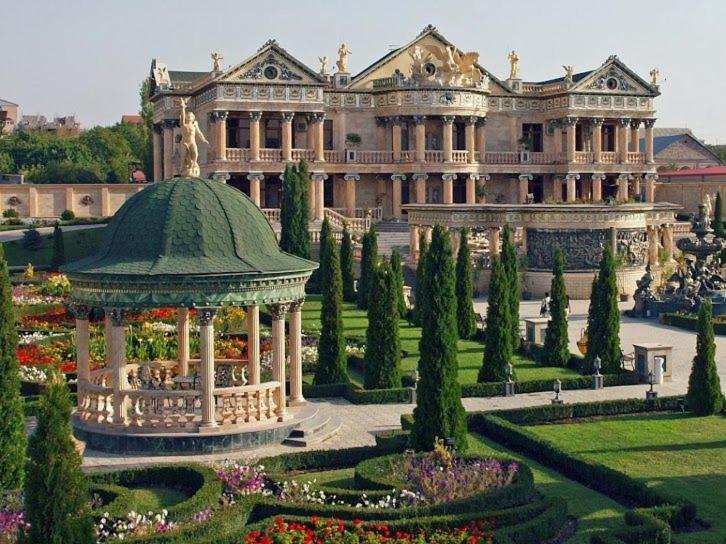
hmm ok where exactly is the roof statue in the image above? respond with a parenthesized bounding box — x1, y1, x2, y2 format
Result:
(337, 43, 351, 72)
(508, 50, 520, 79)
(704, 194, 713, 219)
(424, 44, 481, 87)
(211, 51, 223, 72)
(178, 97, 209, 177)
(152, 61, 171, 87)
(318, 55, 329, 76)
(650, 68, 660, 86)
(563, 65, 574, 85)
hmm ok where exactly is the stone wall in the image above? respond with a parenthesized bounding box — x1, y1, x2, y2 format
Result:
(656, 179, 726, 215)
(523, 267, 644, 300)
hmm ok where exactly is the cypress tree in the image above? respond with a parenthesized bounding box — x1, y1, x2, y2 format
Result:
(357, 224, 378, 310)
(364, 260, 402, 389)
(294, 159, 312, 259)
(455, 228, 476, 339)
(318, 217, 332, 285)
(587, 247, 621, 374)
(714, 192, 725, 239)
(0, 244, 26, 489)
(687, 299, 723, 415)
(390, 249, 408, 318)
(24, 373, 95, 544)
(412, 231, 429, 327)
(410, 226, 467, 452)
(542, 248, 570, 367)
(314, 230, 348, 384)
(51, 223, 65, 271)
(501, 225, 520, 350)
(279, 164, 298, 255)
(479, 255, 513, 382)
(340, 224, 356, 302)
(585, 275, 602, 372)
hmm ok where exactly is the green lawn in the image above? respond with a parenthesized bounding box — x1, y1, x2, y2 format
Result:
(301, 294, 578, 384)
(119, 485, 190, 513)
(2, 227, 105, 267)
(523, 413, 726, 544)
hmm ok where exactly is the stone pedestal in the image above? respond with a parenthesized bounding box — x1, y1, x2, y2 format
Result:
(592, 374, 604, 390)
(633, 343, 673, 384)
(525, 317, 549, 345)
(504, 381, 516, 397)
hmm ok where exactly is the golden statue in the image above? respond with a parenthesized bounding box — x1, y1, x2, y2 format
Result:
(650, 68, 660, 86)
(211, 51, 223, 72)
(178, 97, 209, 177)
(337, 43, 351, 72)
(508, 50, 520, 79)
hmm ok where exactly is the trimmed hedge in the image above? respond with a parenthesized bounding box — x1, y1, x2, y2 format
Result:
(302, 382, 412, 404)
(661, 312, 726, 335)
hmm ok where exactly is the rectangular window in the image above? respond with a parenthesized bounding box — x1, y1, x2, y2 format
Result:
(323, 120, 334, 150)
(521, 123, 543, 152)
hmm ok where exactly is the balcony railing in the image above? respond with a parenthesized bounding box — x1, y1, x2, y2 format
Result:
(324, 208, 371, 234)
(400, 150, 416, 162)
(451, 150, 469, 163)
(324, 150, 344, 162)
(292, 148, 314, 161)
(261, 208, 280, 222)
(259, 148, 281, 162)
(356, 150, 394, 164)
(600, 152, 618, 164)
(330, 207, 383, 221)
(226, 148, 249, 161)
(425, 150, 444, 162)
(574, 151, 594, 163)
(627, 152, 646, 163)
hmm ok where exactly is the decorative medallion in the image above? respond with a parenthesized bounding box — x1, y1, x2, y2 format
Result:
(80, 195, 94, 206)
(240, 53, 302, 81)
(589, 68, 635, 92)
(6, 196, 21, 206)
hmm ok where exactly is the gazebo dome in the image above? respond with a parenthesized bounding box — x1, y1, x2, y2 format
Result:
(63, 178, 317, 308)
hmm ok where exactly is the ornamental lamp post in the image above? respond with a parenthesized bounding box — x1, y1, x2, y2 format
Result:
(646, 370, 658, 399)
(592, 355, 604, 390)
(551, 378, 564, 404)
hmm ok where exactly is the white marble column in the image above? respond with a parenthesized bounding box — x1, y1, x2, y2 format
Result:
(592, 118, 603, 163)
(311, 172, 327, 221)
(617, 173, 631, 202)
(618, 118, 630, 163)
(281, 112, 294, 161)
(591, 173, 605, 202)
(565, 173, 580, 203)
(518, 174, 532, 204)
(442, 116, 455, 162)
(249, 112, 262, 162)
(442, 173, 456, 204)
(413, 173, 427, 204)
(198, 308, 217, 428)
(209, 111, 228, 161)
(488, 227, 501, 256)
(312, 113, 326, 162)
(152, 125, 163, 182)
(107, 309, 128, 426)
(464, 117, 477, 163)
(644, 173, 658, 203)
(662, 224, 675, 263)
(73, 305, 91, 385)
(409, 225, 420, 264)
(176, 308, 190, 376)
(247, 305, 260, 385)
(288, 299, 305, 405)
(644, 119, 656, 164)
(476, 118, 487, 161)
(391, 174, 405, 218)
(247, 172, 264, 207)
(647, 226, 659, 267)
(391, 117, 402, 162)
(343, 174, 359, 217)
(162, 120, 176, 179)
(414, 116, 426, 162)
(629, 120, 641, 153)
(564, 117, 577, 162)
(466, 174, 478, 204)
(269, 303, 288, 420)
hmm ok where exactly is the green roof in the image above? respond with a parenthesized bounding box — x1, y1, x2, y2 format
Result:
(62, 178, 317, 308)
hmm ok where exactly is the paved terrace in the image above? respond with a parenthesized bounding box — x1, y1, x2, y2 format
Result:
(75, 299, 724, 471)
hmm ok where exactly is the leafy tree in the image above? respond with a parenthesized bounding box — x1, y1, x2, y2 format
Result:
(51, 223, 65, 271)
(542, 248, 569, 367)
(412, 231, 429, 327)
(455, 228, 476, 339)
(0, 151, 13, 174)
(0, 245, 26, 489)
(501, 225, 520, 350)
(410, 226, 468, 452)
(340, 224, 356, 302)
(586, 247, 621, 374)
(280, 165, 310, 259)
(24, 373, 95, 544)
(714, 192, 725, 239)
(390, 249, 408, 318)
(479, 255, 513, 382)
(357, 224, 378, 310)
(314, 229, 348, 385)
(687, 299, 723, 415)
(364, 260, 401, 389)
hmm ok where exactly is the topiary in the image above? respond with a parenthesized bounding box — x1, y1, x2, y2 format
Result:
(687, 299, 724, 415)
(455, 228, 476, 339)
(60, 209, 75, 221)
(357, 224, 378, 310)
(390, 249, 407, 319)
(364, 259, 401, 389)
(21, 228, 43, 251)
(340, 224, 356, 302)
(501, 225, 520, 351)
(542, 248, 570, 367)
(479, 255, 513, 382)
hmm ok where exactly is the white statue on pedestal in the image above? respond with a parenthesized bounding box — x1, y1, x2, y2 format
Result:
(178, 97, 209, 177)
(318, 56, 329, 76)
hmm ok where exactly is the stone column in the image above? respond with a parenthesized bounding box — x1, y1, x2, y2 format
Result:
(662, 224, 675, 262)
(343, 174, 359, 216)
(551, 176, 563, 202)
(552, 121, 563, 154)
(311, 172, 327, 221)
(391, 174, 405, 218)
(413, 173, 428, 203)
(249, 112, 262, 162)
(152, 125, 163, 182)
(592, 118, 603, 163)
(288, 299, 305, 405)
(629, 120, 640, 152)
(518, 174, 532, 204)
(644, 119, 656, 164)
(176, 308, 190, 376)
(644, 173, 658, 203)
(477, 174, 491, 204)
(488, 227, 501, 255)
(618, 118, 630, 163)
(565, 173, 580, 202)
(162, 119, 176, 179)
(450, 228, 461, 258)
(632, 175, 642, 200)
(414, 116, 426, 162)
(247, 305, 260, 385)
(73, 305, 91, 384)
(463, 116, 477, 163)
(208, 111, 228, 161)
(198, 308, 217, 428)
(247, 172, 264, 207)
(591, 173, 605, 202)
(101, 187, 111, 216)
(476, 118, 487, 161)
(375, 117, 388, 150)
(617, 173, 631, 202)
(564, 117, 577, 162)
(107, 309, 128, 426)
(268, 303, 288, 420)
(442, 116, 455, 162)
(466, 174, 478, 204)
(391, 117, 402, 162)
(442, 173, 456, 204)
(281, 112, 294, 161)
(409, 225, 420, 264)
(312, 113, 326, 162)
(646, 225, 659, 266)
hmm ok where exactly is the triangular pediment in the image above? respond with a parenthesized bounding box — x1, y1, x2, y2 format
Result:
(349, 25, 511, 94)
(219, 41, 327, 85)
(572, 56, 659, 96)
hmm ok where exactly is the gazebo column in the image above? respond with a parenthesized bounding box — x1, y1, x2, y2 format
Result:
(247, 305, 260, 385)
(488, 226, 501, 256)
(591, 173, 605, 202)
(288, 299, 305, 405)
(72, 305, 91, 385)
(176, 308, 190, 376)
(268, 303, 289, 420)
(409, 225, 420, 264)
(107, 309, 128, 426)
(247, 172, 264, 208)
(198, 308, 218, 429)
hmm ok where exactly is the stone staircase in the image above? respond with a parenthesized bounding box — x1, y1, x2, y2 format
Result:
(376, 220, 410, 259)
(284, 409, 341, 447)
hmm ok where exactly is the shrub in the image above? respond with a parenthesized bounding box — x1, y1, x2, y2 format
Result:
(50, 223, 65, 271)
(2, 208, 18, 218)
(21, 228, 43, 251)
(687, 299, 724, 415)
(60, 209, 75, 221)
(660, 312, 726, 335)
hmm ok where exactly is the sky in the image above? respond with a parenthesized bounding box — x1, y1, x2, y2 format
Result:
(2, 0, 725, 143)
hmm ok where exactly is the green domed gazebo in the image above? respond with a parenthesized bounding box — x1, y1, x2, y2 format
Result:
(63, 178, 317, 453)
